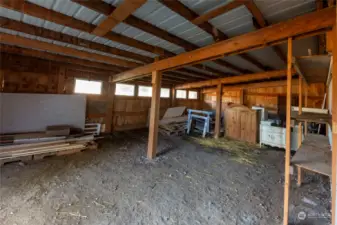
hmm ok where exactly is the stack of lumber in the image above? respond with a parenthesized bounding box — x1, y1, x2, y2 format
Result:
(158, 106, 187, 136)
(159, 119, 187, 136)
(0, 135, 97, 166)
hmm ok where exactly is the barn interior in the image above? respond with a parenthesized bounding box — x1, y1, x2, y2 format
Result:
(0, 0, 336, 225)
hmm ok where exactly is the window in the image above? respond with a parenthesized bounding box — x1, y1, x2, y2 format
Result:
(160, 88, 170, 98)
(176, 90, 187, 99)
(188, 91, 198, 99)
(115, 83, 135, 96)
(74, 79, 102, 94)
(138, 85, 152, 97)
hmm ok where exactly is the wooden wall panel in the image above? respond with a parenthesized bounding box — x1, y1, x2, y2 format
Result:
(203, 83, 326, 113)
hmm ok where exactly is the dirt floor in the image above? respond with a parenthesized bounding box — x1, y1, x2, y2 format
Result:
(0, 130, 331, 225)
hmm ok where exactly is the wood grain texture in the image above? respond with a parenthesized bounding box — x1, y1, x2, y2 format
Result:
(92, 0, 147, 36)
(214, 83, 222, 138)
(147, 70, 162, 159)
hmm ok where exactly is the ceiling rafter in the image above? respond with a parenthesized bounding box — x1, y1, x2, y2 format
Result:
(244, 0, 287, 64)
(159, 0, 270, 71)
(0, 44, 122, 73)
(91, 0, 147, 36)
(0, 33, 141, 68)
(0, 0, 171, 56)
(72, 0, 246, 75)
(0, 17, 153, 64)
(110, 7, 335, 82)
(0, 0, 222, 79)
(192, 1, 244, 25)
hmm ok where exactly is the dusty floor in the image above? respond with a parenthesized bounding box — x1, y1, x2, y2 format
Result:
(0, 130, 331, 225)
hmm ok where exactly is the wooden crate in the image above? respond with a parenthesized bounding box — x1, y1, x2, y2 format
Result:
(224, 105, 261, 144)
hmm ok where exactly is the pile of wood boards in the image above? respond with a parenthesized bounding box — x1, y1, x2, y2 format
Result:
(0, 134, 97, 166)
(159, 106, 187, 136)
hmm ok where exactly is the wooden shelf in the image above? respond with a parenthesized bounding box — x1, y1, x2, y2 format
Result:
(296, 54, 331, 84)
(291, 134, 331, 177)
(291, 112, 332, 125)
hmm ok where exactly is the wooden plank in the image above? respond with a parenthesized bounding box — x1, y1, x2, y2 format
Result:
(327, 30, 333, 52)
(316, 0, 326, 54)
(0, 44, 122, 73)
(192, 1, 243, 25)
(296, 55, 331, 84)
(92, 0, 147, 36)
(0, 33, 141, 68)
(112, 7, 336, 82)
(147, 70, 162, 159)
(214, 83, 222, 138)
(0, 17, 152, 63)
(331, 23, 337, 225)
(239, 89, 244, 105)
(175, 69, 293, 89)
(283, 37, 292, 225)
(292, 57, 308, 84)
(291, 134, 331, 176)
(202, 79, 300, 93)
(105, 83, 116, 133)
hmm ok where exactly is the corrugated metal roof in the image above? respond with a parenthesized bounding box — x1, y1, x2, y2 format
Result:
(0, 0, 320, 80)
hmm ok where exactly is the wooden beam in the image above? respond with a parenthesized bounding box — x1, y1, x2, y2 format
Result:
(239, 89, 244, 105)
(0, 0, 170, 56)
(201, 79, 300, 93)
(214, 83, 222, 138)
(160, 0, 268, 71)
(0, 17, 153, 64)
(106, 83, 116, 133)
(292, 57, 308, 84)
(147, 69, 162, 159)
(245, 0, 287, 64)
(73, 0, 247, 75)
(331, 23, 337, 225)
(175, 69, 293, 89)
(304, 81, 308, 136)
(91, 0, 147, 36)
(192, 1, 244, 25)
(111, 7, 335, 82)
(244, 0, 266, 27)
(0, 33, 141, 68)
(283, 37, 292, 225)
(316, 0, 326, 54)
(0, 44, 122, 73)
(171, 87, 176, 107)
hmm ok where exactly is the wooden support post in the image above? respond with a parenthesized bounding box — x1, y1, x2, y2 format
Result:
(147, 70, 162, 159)
(57, 66, 66, 94)
(239, 89, 244, 105)
(331, 24, 337, 225)
(105, 82, 116, 133)
(283, 37, 292, 225)
(297, 166, 302, 187)
(214, 83, 223, 139)
(304, 82, 308, 136)
(199, 89, 204, 110)
(298, 76, 303, 147)
(171, 87, 176, 107)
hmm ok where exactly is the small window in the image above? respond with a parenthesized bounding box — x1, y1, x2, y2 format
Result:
(74, 79, 102, 95)
(176, 90, 187, 99)
(115, 83, 135, 96)
(188, 91, 198, 99)
(160, 88, 170, 98)
(138, 85, 152, 97)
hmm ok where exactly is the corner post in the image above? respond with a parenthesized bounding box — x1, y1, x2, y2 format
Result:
(147, 70, 162, 159)
(331, 23, 337, 225)
(214, 83, 223, 139)
(283, 37, 293, 225)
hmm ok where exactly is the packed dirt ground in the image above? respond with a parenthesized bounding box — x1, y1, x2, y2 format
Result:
(0, 130, 331, 225)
